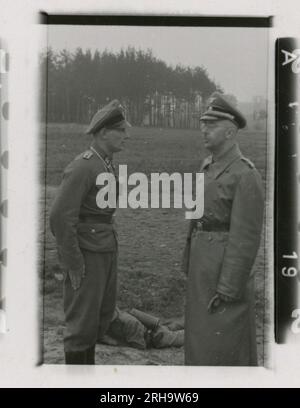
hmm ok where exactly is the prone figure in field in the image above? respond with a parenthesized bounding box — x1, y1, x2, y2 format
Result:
(99, 307, 184, 349)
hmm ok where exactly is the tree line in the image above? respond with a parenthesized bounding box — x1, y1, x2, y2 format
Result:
(40, 47, 220, 126)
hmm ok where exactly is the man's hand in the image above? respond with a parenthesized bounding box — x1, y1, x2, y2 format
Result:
(207, 292, 236, 313)
(68, 266, 85, 290)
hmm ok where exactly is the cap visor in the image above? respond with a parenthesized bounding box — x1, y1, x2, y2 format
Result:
(85, 126, 93, 134)
(199, 114, 219, 122)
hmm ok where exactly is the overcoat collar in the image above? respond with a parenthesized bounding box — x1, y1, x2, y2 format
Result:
(90, 141, 113, 166)
(201, 143, 242, 179)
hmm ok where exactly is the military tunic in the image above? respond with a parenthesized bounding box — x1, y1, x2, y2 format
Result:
(50, 143, 118, 353)
(184, 143, 264, 366)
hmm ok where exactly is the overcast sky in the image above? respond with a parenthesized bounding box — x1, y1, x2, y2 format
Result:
(47, 25, 269, 103)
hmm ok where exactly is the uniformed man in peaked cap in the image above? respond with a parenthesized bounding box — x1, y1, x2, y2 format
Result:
(50, 99, 131, 364)
(183, 92, 264, 366)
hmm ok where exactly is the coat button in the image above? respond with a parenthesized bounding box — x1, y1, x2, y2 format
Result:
(91, 229, 96, 233)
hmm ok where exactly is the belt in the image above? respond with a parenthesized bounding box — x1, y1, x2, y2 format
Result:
(79, 214, 114, 224)
(193, 220, 229, 232)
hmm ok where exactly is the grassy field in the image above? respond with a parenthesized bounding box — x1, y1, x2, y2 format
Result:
(40, 124, 270, 365)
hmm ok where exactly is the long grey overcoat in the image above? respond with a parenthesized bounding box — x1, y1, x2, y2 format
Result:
(183, 144, 264, 366)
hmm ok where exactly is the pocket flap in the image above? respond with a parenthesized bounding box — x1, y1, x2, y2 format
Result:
(77, 222, 117, 252)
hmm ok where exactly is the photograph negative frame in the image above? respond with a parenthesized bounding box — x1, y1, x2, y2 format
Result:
(39, 15, 273, 367)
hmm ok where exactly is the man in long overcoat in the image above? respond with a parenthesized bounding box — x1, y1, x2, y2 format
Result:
(50, 100, 131, 364)
(183, 93, 264, 366)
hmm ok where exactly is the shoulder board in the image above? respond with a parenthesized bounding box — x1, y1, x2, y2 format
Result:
(82, 150, 94, 160)
(241, 156, 255, 169)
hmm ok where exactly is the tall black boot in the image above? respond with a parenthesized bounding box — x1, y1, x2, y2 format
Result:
(65, 350, 87, 365)
(85, 345, 95, 365)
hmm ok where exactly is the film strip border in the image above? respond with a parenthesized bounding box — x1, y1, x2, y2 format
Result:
(275, 38, 300, 342)
(0, 41, 8, 334)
